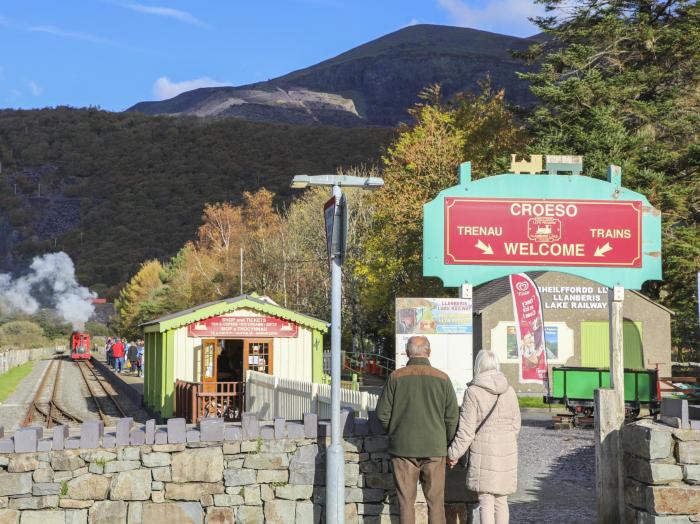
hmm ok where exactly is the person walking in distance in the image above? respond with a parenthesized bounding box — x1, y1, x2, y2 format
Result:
(111, 338, 125, 373)
(376, 335, 459, 523)
(127, 342, 138, 375)
(447, 350, 521, 524)
(136, 340, 144, 378)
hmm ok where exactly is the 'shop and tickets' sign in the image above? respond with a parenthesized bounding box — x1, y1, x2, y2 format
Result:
(509, 273, 548, 384)
(188, 315, 299, 338)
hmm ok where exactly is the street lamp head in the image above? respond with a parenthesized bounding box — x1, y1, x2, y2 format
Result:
(290, 174, 384, 190)
(362, 177, 384, 190)
(290, 175, 310, 189)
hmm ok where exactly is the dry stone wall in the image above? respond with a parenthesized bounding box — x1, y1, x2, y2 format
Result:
(0, 413, 473, 523)
(0, 348, 53, 375)
(623, 419, 700, 523)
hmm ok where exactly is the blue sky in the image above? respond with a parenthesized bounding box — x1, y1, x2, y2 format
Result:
(0, 1, 543, 111)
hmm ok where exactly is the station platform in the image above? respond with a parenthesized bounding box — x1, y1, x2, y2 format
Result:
(90, 347, 150, 417)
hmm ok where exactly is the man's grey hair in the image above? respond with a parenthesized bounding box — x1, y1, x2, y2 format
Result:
(474, 349, 500, 376)
(406, 335, 430, 358)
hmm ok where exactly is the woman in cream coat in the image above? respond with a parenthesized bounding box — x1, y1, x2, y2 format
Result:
(447, 350, 521, 524)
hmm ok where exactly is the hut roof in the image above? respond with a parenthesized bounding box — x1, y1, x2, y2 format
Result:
(141, 293, 329, 333)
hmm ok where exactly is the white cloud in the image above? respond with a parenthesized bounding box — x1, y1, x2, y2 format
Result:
(436, 0, 544, 37)
(27, 80, 42, 96)
(28, 25, 116, 45)
(120, 3, 206, 27)
(406, 17, 420, 27)
(152, 76, 230, 100)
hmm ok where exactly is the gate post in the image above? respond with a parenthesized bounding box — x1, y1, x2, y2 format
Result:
(594, 388, 624, 523)
(595, 286, 625, 523)
(311, 382, 319, 415)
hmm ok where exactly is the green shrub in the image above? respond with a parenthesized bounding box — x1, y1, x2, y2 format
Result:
(0, 321, 49, 349)
(85, 321, 109, 336)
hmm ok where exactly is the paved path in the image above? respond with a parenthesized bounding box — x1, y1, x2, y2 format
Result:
(92, 348, 144, 395)
(511, 412, 595, 523)
(0, 359, 50, 432)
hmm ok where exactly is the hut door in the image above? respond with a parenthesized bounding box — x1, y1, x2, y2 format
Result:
(244, 339, 273, 376)
(201, 339, 218, 393)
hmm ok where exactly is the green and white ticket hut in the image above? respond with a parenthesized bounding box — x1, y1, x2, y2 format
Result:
(141, 294, 328, 419)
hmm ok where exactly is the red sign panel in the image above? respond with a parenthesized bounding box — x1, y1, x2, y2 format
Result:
(445, 198, 642, 267)
(187, 315, 299, 338)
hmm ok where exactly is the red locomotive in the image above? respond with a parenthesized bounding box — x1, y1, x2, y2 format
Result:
(70, 332, 91, 360)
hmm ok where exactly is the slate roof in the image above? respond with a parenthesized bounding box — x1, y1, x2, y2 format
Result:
(473, 272, 672, 314)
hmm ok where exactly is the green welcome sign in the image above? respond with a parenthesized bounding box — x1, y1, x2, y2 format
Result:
(423, 162, 662, 290)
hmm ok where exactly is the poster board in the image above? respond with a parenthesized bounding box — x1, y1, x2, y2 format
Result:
(395, 298, 473, 399)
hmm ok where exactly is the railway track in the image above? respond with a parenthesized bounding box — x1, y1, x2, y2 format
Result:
(22, 358, 83, 428)
(75, 359, 128, 423)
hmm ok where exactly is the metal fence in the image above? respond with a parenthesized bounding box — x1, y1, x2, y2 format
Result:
(245, 370, 378, 420)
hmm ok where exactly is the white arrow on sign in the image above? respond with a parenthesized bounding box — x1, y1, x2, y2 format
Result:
(475, 239, 494, 255)
(594, 242, 613, 257)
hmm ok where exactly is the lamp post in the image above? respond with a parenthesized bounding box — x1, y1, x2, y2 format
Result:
(291, 174, 383, 523)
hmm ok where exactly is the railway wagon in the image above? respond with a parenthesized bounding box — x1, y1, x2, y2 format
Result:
(70, 332, 91, 360)
(544, 366, 660, 418)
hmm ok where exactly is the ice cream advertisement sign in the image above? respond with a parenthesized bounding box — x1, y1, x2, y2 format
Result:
(509, 273, 548, 384)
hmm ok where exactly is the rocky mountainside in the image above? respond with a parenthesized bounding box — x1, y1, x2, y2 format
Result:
(128, 24, 540, 127)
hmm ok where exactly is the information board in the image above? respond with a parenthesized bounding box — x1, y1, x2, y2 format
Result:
(395, 298, 473, 399)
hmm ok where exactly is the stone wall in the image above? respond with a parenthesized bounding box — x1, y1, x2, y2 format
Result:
(623, 419, 700, 523)
(0, 348, 53, 375)
(0, 414, 473, 523)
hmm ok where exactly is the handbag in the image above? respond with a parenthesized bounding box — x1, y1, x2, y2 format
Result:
(457, 393, 501, 468)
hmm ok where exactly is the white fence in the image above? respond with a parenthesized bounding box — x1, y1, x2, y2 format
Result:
(0, 347, 53, 375)
(245, 370, 378, 421)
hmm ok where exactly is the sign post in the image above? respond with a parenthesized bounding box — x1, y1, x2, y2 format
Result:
(291, 173, 383, 524)
(423, 160, 662, 524)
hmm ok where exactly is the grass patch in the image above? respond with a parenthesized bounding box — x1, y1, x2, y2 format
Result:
(0, 360, 36, 403)
(518, 396, 549, 409)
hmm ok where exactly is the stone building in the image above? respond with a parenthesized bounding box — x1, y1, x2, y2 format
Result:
(473, 272, 672, 393)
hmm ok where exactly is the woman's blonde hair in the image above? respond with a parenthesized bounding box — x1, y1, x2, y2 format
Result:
(474, 349, 500, 376)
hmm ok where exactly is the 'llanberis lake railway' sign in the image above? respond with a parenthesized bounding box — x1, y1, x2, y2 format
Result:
(424, 163, 662, 290)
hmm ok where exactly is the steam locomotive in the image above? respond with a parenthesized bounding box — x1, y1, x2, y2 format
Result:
(70, 332, 91, 360)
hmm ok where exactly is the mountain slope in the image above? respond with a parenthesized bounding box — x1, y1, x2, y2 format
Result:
(0, 108, 393, 295)
(128, 24, 538, 126)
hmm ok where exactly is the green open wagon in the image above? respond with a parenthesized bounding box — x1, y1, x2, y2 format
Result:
(544, 366, 660, 419)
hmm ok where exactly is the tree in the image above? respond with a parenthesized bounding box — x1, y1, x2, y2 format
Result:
(520, 0, 700, 353)
(241, 189, 282, 297)
(356, 84, 528, 345)
(115, 259, 165, 338)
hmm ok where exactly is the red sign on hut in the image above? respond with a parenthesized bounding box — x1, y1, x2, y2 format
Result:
(187, 315, 299, 338)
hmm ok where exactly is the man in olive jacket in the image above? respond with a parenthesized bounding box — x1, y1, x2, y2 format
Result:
(376, 336, 459, 524)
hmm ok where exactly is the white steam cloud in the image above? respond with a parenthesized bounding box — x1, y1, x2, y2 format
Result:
(0, 252, 96, 330)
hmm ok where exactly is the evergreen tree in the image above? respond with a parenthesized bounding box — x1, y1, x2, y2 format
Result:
(520, 0, 700, 353)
